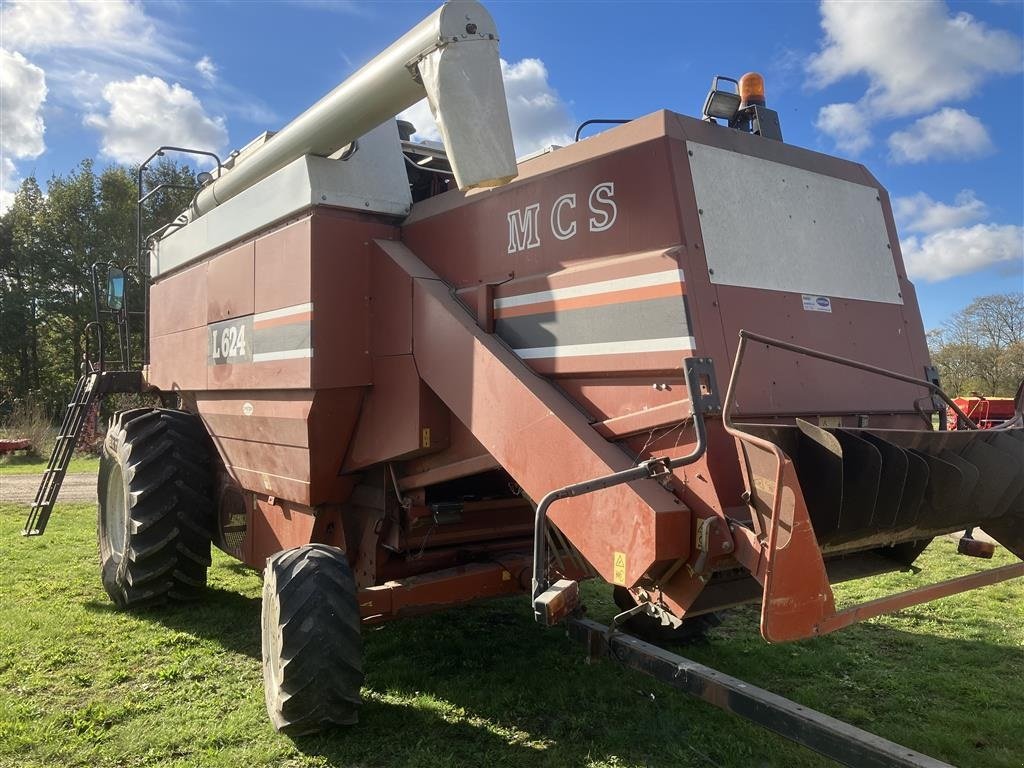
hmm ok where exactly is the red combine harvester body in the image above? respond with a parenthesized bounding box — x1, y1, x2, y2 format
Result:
(25, 2, 1022, 760)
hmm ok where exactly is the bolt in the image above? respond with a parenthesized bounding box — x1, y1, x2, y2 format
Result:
(688, 150, 694, 156)
(721, 540, 733, 553)
(465, 22, 477, 34)
(698, 208, 703, 215)
(708, 268, 714, 275)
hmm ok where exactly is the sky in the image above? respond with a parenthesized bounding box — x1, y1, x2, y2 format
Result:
(1, 0, 1021, 331)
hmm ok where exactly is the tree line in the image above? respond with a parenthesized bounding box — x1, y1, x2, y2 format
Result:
(0, 159, 1021, 422)
(928, 292, 1023, 399)
(1, 159, 196, 417)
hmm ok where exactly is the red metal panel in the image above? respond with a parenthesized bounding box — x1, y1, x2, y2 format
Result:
(344, 354, 449, 471)
(369, 229, 415, 357)
(398, 418, 498, 490)
(195, 387, 363, 505)
(207, 356, 311, 391)
(148, 327, 207, 391)
(713, 287, 926, 416)
(374, 238, 690, 586)
(402, 119, 682, 288)
(246, 497, 318, 567)
(206, 241, 254, 323)
(254, 217, 312, 314)
(150, 260, 207, 337)
(310, 212, 390, 388)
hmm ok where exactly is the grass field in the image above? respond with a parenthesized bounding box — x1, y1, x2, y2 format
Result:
(0, 501, 1021, 768)
(0, 455, 100, 476)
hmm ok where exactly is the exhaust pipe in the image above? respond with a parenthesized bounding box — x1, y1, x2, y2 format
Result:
(191, 0, 517, 219)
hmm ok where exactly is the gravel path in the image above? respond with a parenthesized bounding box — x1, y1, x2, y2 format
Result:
(0, 473, 97, 504)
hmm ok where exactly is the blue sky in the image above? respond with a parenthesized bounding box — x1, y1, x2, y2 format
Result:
(1, 0, 1021, 330)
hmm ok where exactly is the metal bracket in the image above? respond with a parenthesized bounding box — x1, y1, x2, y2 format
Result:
(684, 356, 722, 415)
(923, 365, 947, 428)
(531, 356, 716, 621)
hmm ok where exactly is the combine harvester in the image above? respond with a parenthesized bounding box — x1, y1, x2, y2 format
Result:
(25, 2, 1023, 764)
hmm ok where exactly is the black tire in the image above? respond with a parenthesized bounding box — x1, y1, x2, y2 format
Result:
(613, 586, 721, 644)
(262, 544, 364, 736)
(97, 408, 216, 608)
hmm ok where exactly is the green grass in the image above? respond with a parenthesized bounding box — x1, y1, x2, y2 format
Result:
(0, 502, 1021, 768)
(0, 455, 100, 475)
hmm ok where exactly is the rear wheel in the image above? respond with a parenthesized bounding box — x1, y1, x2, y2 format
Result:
(97, 408, 215, 608)
(262, 544, 364, 735)
(613, 587, 721, 644)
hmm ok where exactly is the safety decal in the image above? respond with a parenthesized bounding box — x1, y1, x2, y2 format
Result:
(612, 551, 627, 586)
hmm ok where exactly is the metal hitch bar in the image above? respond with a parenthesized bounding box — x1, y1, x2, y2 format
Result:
(566, 617, 952, 768)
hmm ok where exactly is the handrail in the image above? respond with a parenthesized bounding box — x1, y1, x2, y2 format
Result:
(722, 329, 977, 431)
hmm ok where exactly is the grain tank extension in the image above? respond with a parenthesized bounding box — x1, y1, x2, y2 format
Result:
(26, 2, 1023, 759)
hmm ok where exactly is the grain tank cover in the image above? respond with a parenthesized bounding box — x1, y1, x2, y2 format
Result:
(190, 0, 516, 220)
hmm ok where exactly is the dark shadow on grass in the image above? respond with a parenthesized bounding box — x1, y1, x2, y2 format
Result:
(81, 581, 1024, 768)
(84, 585, 262, 658)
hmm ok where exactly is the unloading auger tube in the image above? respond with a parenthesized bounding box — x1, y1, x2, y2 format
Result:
(189, 0, 516, 219)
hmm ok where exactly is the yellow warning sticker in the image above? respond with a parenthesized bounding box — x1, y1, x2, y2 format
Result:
(612, 551, 627, 586)
(421, 428, 431, 448)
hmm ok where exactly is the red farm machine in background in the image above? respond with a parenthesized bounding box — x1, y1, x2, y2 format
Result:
(23, 3, 1023, 765)
(949, 395, 1020, 430)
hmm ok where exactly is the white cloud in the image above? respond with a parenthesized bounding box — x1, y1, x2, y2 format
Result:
(0, 49, 48, 159)
(0, 0, 177, 65)
(400, 57, 574, 158)
(84, 76, 228, 164)
(808, 1, 1022, 117)
(893, 190, 988, 235)
(0, 1, 274, 141)
(195, 56, 217, 86)
(902, 224, 1023, 282)
(815, 102, 872, 155)
(1, 158, 20, 214)
(0, 48, 48, 214)
(887, 108, 993, 164)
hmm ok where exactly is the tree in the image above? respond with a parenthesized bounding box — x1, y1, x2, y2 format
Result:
(929, 292, 1024, 397)
(0, 158, 199, 417)
(0, 176, 47, 400)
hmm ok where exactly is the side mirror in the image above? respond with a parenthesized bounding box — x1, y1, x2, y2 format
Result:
(106, 267, 126, 311)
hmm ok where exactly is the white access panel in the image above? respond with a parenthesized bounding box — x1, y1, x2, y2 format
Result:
(686, 141, 903, 304)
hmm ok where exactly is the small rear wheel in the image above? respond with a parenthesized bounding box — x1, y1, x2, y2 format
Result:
(262, 544, 364, 735)
(613, 587, 720, 644)
(97, 408, 215, 608)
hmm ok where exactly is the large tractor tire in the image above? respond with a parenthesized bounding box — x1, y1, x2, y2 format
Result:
(262, 544, 364, 736)
(97, 408, 216, 608)
(613, 587, 721, 644)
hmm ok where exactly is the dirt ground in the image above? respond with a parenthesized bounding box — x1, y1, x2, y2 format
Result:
(0, 473, 97, 504)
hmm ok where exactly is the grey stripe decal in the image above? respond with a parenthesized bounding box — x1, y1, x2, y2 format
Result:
(253, 321, 311, 355)
(495, 295, 690, 351)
